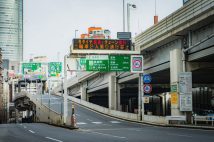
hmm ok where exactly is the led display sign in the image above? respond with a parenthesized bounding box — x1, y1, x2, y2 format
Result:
(73, 39, 131, 50)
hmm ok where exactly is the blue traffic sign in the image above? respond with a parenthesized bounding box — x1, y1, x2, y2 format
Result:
(143, 74, 152, 84)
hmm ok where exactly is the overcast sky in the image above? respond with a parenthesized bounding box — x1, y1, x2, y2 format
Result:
(24, 0, 183, 62)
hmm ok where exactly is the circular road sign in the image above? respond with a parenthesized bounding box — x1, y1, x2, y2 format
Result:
(143, 84, 152, 94)
(133, 59, 142, 69)
(143, 74, 152, 84)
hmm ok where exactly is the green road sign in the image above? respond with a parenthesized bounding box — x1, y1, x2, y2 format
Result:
(109, 55, 130, 71)
(48, 62, 62, 77)
(86, 60, 109, 71)
(85, 55, 131, 71)
(22, 63, 41, 74)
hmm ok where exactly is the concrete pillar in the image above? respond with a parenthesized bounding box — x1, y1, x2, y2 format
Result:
(108, 75, 116, 110)
(81, 86, 87, 101)
(170, 44, 184, 116)
(117, 84, 121, 111)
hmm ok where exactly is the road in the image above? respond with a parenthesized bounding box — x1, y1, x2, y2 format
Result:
(2, 94, 213, 142)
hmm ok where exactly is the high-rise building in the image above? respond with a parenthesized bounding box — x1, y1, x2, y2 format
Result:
(0, 0, 23, 62)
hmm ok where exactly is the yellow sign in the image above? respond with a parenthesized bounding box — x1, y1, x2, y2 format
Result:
(144, 96, 150, 104)
(171, 93, 178, 105)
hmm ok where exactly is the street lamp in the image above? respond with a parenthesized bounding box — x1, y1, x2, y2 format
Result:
(127, 3, 136, 32)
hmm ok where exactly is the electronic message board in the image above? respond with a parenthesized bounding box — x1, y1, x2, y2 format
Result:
(73, 39, 131, 50)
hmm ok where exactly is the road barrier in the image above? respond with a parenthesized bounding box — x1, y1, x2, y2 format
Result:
(68, 96, 138, 121)
(194, 116, 214, 126)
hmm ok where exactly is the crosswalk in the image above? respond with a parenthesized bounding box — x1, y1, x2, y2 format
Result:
(76, 121, 121, 125)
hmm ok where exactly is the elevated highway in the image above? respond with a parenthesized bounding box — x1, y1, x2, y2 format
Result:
(55, 0, 214, 125)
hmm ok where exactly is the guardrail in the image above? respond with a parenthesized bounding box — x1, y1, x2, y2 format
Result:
(194, 116, 214, 126)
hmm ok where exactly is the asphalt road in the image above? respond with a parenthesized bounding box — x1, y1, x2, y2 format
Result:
(11, 94, 213, 142)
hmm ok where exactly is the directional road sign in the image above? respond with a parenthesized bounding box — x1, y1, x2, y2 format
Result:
(143, 74, 152, 84)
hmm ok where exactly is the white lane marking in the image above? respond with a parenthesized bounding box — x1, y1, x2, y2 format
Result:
(92, 122, 102, 124)
(76, 114, 80, 116)
(24, 126, 27, 129)
(77, 122, 87, 125)
(167, 133, 192, 138)
(90, 131, 126, 139)
(28, 130, 35, 134)
(87, 119, 93, 121)
(110, 121, 121, 124)
(45, 137, 63, 142)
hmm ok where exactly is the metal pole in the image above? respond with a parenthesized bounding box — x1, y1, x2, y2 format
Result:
(48, 79, 50, 123)
(63, 55, 68, 124)
(123, 0, 125, 32)
(61, 78, 63, 122)
(75, 30, 78, 38)
(127, 3, 130, 32)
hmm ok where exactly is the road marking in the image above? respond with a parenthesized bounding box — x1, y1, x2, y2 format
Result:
(76, 114, 80, 116)
(92, 122, 102, 124)
(110, 121, 121, 124)
(77, 122, 87, 125)
(45, 137, 63, 142)
(90, 131, 126, 139)
(167, 133, 192, 138)
(24, 126, 27, 129)
(28, 130, 35, 134)
(87, 119, 93, 121)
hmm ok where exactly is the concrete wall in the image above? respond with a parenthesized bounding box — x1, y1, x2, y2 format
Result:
(68, 96, 138, 121)
(27, 93, 64, 126)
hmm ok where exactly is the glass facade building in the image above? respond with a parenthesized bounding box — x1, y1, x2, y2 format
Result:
(0, 0, 23, 62)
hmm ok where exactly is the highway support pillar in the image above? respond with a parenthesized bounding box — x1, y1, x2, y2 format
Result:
(81, 86, 87, 101)
(170, 46, 185, 118)
(108, 75, 117, 110)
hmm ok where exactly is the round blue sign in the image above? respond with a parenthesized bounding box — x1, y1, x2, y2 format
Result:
(143, 74, 152, 84)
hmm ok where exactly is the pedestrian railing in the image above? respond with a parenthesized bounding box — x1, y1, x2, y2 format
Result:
(194, 116, 214, 126)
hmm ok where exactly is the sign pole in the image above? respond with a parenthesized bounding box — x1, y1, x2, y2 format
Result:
(141, 73, 144, 121)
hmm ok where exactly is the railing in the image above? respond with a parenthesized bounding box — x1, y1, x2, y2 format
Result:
(194, 116, 214, 126)
(135, 0, 214, 50)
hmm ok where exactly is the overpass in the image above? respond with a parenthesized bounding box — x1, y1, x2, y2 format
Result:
(55, 0, 214, 125)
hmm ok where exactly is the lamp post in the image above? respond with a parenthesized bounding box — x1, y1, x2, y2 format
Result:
(127, 3, 136, 32)
(123, 0, 125, 32)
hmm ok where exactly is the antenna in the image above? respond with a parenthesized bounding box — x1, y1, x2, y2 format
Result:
(155, 0, 157, 15)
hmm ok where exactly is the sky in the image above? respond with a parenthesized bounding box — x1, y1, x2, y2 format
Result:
(24, 0, 183, 62)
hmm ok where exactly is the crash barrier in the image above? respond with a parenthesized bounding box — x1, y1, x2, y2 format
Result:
(166, 116, 186, 124)
(194, 116, 214, 126)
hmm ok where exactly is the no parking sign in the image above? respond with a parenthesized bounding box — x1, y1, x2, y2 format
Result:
(143, 84, 152, 94)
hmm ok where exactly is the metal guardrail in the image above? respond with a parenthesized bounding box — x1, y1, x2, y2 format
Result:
(194, 116, 214, 126)
(135, 0, 214, 50)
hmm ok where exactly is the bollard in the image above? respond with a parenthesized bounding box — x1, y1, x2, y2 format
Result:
(71, 104, 77, 127)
